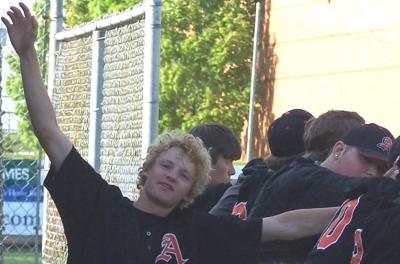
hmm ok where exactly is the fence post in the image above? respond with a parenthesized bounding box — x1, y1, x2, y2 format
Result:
(141, 0, 162, 158)
(88, 30, 105, 171)
(246, 2, 262, 162)
(0, 28, 4, 264)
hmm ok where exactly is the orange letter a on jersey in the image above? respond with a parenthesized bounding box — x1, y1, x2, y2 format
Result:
(156, 233, 189, 264)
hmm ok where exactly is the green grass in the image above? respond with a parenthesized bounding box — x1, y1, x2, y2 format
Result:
(3, 249, 41, 264)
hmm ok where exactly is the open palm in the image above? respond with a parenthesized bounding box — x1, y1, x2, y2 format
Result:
(1, 2, 38, 56)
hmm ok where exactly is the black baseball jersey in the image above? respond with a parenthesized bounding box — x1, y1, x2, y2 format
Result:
(306, 194, 397, 264)
(346, 199, 400, 264)
(209, 182, 242, 216)
(188, 182, 231, 213)
(44, 147, 262, 264)
(210, 158, 272, 219)
(247, 157, 400, 263)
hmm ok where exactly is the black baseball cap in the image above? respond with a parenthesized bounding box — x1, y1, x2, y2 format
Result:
(268, 109, 314, 157)
(341, 123, 394, 163)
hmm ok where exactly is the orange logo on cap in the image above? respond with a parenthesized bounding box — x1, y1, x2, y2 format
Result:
(377, 137, 392, 152)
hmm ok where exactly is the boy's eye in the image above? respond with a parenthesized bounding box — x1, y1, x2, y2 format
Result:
(161, 163, 171, 169)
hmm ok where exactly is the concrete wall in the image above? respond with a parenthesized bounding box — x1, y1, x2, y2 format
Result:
(268, 0, 400, 136)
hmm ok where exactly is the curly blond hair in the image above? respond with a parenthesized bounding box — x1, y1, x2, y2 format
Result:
(137, 131, 211, 208)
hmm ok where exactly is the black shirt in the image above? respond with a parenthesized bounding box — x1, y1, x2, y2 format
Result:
(210, 158, 272, 219)
(188, 182, 231, 213)
(248, 157, 400, 263)
(44, 147, 262, 264)
(355, 205, 400, 263)
(307, 194, 400, 264)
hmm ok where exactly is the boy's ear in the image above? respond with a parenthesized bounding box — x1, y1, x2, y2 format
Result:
(332, 141, 346, 159)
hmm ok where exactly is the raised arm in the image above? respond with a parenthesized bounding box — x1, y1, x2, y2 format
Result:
(1, 3, 71, 170)
(261, 207, 339, 242)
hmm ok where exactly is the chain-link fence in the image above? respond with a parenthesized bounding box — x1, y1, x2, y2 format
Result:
(0, 1, 49, 263)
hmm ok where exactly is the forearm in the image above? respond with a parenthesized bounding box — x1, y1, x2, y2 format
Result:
(19, 47, 71, 170)
(20, 48, 57, 140)
(261, 207, 338, 242)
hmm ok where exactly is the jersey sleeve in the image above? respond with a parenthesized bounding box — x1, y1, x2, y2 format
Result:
(249, 168, 308, 218)
(44, 147, 125, 255)
(209, 183, 241, 215)
(194, 213, 262, 264)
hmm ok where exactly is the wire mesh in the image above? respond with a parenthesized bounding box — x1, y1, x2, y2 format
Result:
(42, 35, 93, 264)
(100, 19, 145, 199)
(0, 1, 49, 263)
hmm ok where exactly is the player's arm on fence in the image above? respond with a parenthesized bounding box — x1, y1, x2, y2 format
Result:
(1, 3, 71, 171)
(261, 206, 338, 242)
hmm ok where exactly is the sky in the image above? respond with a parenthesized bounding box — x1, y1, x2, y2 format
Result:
(0, 0, 33, 14)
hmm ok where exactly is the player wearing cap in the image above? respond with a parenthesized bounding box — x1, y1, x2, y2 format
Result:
(307, 135, 400, 264)
(2, 3, 339, 264)
(247, 110, 365, 263)
(302, 110, 366, 163)
(210, 109, 314, 219)
(248, 123, 400, 263)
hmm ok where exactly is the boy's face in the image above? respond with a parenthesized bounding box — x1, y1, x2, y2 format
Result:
(210, 156, 235, 185)
(142, 147, 195, 208)
(335, 144, 386, 177)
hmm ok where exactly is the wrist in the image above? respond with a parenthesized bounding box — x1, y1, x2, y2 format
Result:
(18, 47, 38, 61)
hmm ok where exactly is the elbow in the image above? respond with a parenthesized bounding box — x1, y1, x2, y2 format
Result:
(33, 122, 61, 148)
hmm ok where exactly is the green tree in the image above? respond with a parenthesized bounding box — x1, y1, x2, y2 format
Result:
(4, 0, 49, 154)
(160, 1, 254, 136)
(64, 0, 255, 137)
(64, 0, 142, 25)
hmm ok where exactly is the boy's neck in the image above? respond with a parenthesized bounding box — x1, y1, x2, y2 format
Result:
(134, 195, 176, 217)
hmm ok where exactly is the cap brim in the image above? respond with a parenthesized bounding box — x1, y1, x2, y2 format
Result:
(357, 148, 388, 163)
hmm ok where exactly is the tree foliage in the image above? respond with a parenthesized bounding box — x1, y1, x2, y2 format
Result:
(65, 0, 255, 137)
(64, 0, 142, 25)
(4, 0, 49, 154)
(160, 1, 254, 136)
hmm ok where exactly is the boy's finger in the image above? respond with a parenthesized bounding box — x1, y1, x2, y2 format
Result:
(1, 17, 12, 31)
(7, 11, 17, 23)
(10, 6, 24, 19)
(19, 2, 32, 18)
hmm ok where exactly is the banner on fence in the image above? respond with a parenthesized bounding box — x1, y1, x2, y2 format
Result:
(2, 159, 44, 235)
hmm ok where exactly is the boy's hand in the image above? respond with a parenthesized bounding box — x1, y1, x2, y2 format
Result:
(1, 2, 38, 56)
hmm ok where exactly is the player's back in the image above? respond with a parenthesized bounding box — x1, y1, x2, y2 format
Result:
(306, 194, 399, 264)
(354, 202, 400, 264)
